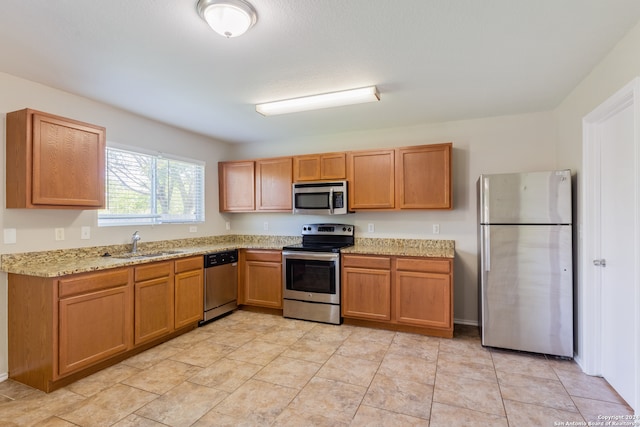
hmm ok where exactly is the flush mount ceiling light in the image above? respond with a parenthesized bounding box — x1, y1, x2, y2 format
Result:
(196, 0, 257, 38)
(255, 86, 380, 116)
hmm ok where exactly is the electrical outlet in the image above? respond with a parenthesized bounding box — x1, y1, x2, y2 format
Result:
(368, 223, 375, 233)
(189, 226, 197, 233)
(433, 224, 440, 234)
(225, 221, 231, 230)
(263, 221, 269, 231)
(55, 228, 65, 241)
(81, 226, 91, 239)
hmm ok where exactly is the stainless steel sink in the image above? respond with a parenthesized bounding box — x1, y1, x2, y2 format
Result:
(113, 250, 184, 259)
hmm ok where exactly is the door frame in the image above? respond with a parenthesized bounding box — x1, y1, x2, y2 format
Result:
(581, 77, 640, 411)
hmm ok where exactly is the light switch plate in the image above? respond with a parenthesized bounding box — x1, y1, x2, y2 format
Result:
(368, 223, 375, 233)
(3, 228, 16, 244)
(81, 226, 91, 239)
(189, 226, 197, 233)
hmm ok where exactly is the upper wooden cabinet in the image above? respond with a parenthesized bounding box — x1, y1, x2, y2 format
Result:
(6, 108, 106, 209)
(293, 152, 346, 181)
(347, 149, 396, 209)
(347, 143, 452, 211)
(255, 157, 293, 211)
(218, 160, 255, 212)
(396, 143, 452, 209)
(218, 157, 292, 212)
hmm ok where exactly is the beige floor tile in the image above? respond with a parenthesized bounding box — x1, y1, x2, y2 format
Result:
(214, 379, 298, 424)
(0, 379, 43, 400)
(336, 336, 390, 362)
(112, 414, 167, 426)
(0, 388, 85, 426)
(288, 377, 367, 424)
(122, 359, 202, 395)
(58, 383, 157, 427)
(120, 341, 182, 370)
(387, 332, 440, 361)
(437, 353, 498, 383)
(188, 357, 263, 392)
(168, 339, 236, 367)
(555, 369, 630, 405)
(135, 381, 228, 426)
(166, 327, 216, 349)
(491, 349, 559, 380)
(226, 339, 288, 365)
(438, 337, 493, 365)
(503, 399, 585, 427)
(34, 416, 79, 427)
(316, 353, 380, 387)
(434, 373, 505, 416)
(259, 327, 309, 345)
(301, 323, 354, 344)
(378, 351, 437, 385)
(497, 370, 577, 412)
(430, 402, 508, 427)
(203, 328, 257, 347)
(351, 404, 430, 426)
(281, 337, 341, 363)
(191, 409, 263, 427)
(66, 362, 140, 397)
(272, 407, 351, 426)
(572, 396, 634, 423)
(348, 326, 397, 344)
(362, 373, 433, 419)
(254, 355, 321, 389)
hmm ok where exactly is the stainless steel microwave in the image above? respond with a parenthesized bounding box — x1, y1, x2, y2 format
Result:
(292, 181, 349, 215)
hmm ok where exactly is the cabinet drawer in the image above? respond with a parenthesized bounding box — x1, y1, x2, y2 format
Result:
(342, 255, 391, 269)
(395, 258, 451, 274)
(244, 250, 281, 263)
(175, 256, 203, 274)
(135, 262, 172, 282)
(59, 268, 130, 298)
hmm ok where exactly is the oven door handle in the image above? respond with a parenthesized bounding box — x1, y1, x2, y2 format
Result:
(282, 251, 339, 262)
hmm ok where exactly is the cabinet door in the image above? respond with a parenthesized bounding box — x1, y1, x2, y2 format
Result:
(396, 143, 452, 209)
(293, 153, 346, 181)
(244, 259, 282, 308)
(175, 268, 203, 329)
(342, 267, 391, 321)
(134, 263, 174, 345)
(255, 157, 293, 211)
(347, 149, 395, 209)
(218, 161, 255, 212)
(59, 286, 131, 376)
(395, 271, 451, 329)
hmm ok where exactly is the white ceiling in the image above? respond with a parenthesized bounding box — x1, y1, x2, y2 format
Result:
(1, 1, 640, 144)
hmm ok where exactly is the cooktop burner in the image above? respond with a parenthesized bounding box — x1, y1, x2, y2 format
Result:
(282, 223, 354, 253)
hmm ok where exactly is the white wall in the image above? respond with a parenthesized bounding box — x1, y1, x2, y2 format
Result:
(554, 21, 640, 365)
(0, 72, 233, 378)
(229, 111, 561, 327)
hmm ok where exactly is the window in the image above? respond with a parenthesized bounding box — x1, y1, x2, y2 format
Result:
(99, 146, 204, 226)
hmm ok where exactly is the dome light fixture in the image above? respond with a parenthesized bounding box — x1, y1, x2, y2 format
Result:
(197, 0, 257, 38)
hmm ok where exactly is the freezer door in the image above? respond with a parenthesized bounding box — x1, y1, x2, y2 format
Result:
(479, 170, 572, 224)
(479, 224, 573, 357)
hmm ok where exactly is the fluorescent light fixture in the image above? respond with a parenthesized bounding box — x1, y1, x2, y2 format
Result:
(255, 86, 380, 116)
(197, 0, 257, 38)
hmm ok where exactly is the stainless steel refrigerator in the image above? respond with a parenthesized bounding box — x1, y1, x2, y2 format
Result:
(478, 170, 573, 357)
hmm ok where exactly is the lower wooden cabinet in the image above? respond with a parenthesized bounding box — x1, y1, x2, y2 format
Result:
(134, 262, 174, 345)
(241, 249, 282, 309)
(342, 254, 453, 337)
(174, 257, 204, 328)
(8, 256, 204, 392)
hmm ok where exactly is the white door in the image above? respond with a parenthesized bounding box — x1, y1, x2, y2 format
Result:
(599, 103, 636, 406)
(582, 78, 640, 412)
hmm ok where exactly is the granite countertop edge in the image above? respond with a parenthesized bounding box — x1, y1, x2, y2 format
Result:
(1, 235, 455, 277)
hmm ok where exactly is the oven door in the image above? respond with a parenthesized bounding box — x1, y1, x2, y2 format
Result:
(282, 251, 340, 305)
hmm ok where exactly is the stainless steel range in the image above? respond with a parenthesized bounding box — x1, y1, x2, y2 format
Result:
(282, 223, 354, 325)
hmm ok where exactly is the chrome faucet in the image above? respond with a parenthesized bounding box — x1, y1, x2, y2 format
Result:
(131, 231, 141, 253)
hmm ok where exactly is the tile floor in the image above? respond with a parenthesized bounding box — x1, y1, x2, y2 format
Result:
(0, 310, 633, 426)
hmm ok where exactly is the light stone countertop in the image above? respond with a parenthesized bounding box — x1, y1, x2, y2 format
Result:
(0, 235, 454, 278)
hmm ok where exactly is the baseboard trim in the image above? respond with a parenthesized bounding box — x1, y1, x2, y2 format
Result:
(0, 372, 8, 382)
(454, 318, 478, 326)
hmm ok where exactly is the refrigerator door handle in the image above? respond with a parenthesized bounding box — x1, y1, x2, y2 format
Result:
(484, 226, 491, 271)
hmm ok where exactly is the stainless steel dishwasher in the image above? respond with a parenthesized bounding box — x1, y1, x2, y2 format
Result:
(201, 249, 238, 325)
